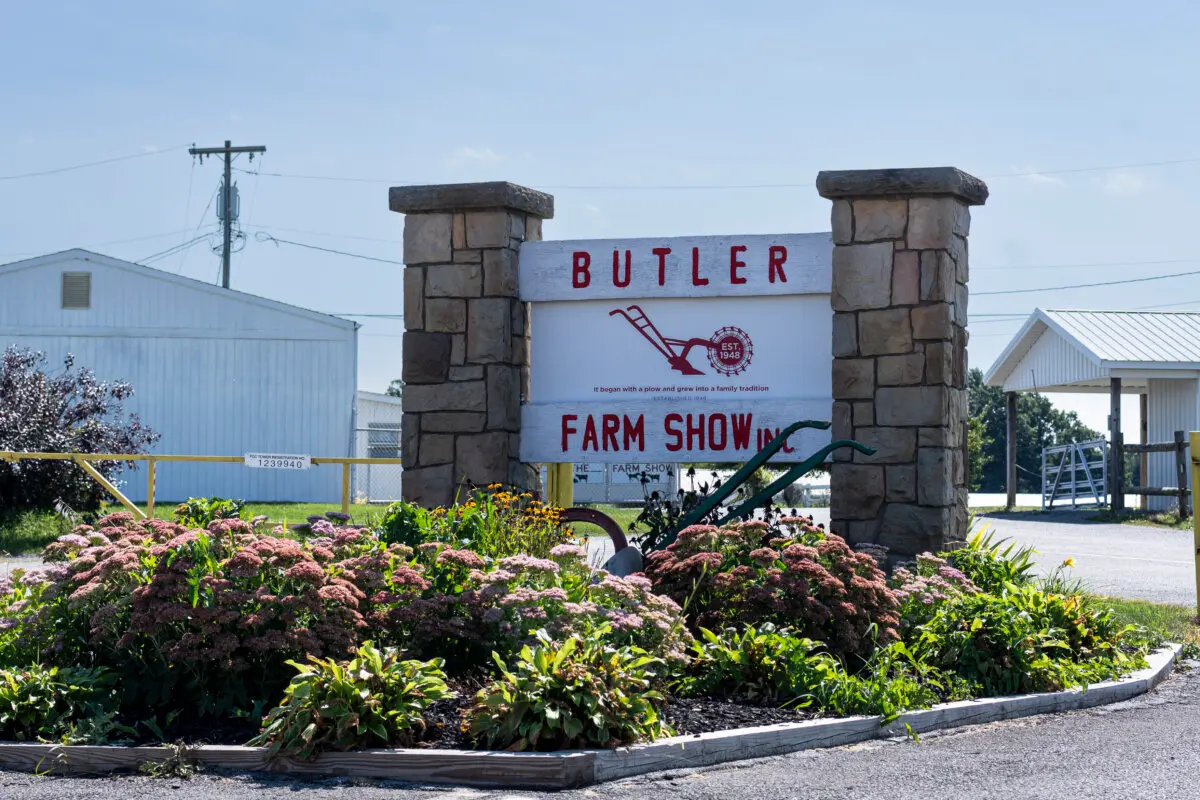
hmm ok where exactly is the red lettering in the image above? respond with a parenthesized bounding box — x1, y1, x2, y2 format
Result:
(601, 414, 620, 451)
(561, 415, 578, 452)
(709, 413, 728, 450)
(623, 415, 645, 451)
(686, 413, 705, 450)
(612, 250, 631, 288)
(731, 414, 753, 449)
(729, 245, 747, 285)
(665, 413, 683, 452)
(652, 247, 671, 286)
(582, 416, 599, 451)
(691, 247, 709, 286)
(572, 251, 591, 288)
(768, 245, 788, 283)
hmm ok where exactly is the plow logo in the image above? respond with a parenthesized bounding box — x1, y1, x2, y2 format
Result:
(610, 305, 754, 376)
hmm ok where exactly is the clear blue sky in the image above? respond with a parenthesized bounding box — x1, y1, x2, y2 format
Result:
(3, 0, 1199, 438)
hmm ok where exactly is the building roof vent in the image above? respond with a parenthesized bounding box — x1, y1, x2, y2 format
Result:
(61, 271, 92, 309)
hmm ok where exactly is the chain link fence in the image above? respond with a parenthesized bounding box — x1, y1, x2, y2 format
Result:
(351, 426, 403, 505)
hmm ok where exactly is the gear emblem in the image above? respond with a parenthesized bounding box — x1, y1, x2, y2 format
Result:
(708, 326, 754, 376)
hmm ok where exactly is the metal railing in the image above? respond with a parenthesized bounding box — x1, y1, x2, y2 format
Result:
(0, 451, 403, 519)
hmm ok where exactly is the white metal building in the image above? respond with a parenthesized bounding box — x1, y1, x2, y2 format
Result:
(985, 309, 1200, 510)
(0, 249, 359, 503)
(353, 390, 404, 503)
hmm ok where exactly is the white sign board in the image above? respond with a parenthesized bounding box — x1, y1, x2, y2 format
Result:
(538, 461, 680, 504)
(245, 453, 312, 470)
(519, 233, 833, 463)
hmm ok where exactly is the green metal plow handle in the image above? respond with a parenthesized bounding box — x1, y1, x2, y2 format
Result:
(663, 420, 875, 548)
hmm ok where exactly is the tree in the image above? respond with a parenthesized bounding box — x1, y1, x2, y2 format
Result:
(386, 379, 404, 397)
(967, 415, 991, 491)
(968, 368, 1103, 493)
(0, 347, 159, 513)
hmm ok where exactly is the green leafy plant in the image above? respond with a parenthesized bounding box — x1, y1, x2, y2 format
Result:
(0, 665, 120, 742)
(249, 642, 452, 760)
(675, 624, 843, 706)
(463, 628, 669, 751)
(944, 523, 1036, 594)
(916, 584, 1140, 695)
(172, 496, 245, 528)
(380, 488, 575, 559)
(378, 500, 429, 548)
(138, 741, 200, 779)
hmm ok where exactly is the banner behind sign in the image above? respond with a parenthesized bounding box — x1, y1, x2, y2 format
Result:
(519, 232, 832, 463)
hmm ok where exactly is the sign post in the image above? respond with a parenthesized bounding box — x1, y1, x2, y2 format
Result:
(1191, 432, 1200, 614)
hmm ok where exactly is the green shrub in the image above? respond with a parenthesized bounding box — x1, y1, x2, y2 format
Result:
(916, 584, 1140, 695)
(944, 524, 1036, 594)
(676, 625, 940, 720)
(675, 624, 843, 706)
(0, 665, 120, 742)
(463, 629, 668, 751)
(249, 642, 451, 760)
(173, 497, 245, 528)
(643, 519, 900, 661)
(378, 500, 429, 548)
(380, 488, 575, 559)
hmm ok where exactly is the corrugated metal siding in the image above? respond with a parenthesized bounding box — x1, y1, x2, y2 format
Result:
(1002, 328, 1104, 392)
(1048, 311, 1200, 363)
(0, 254, 356, 503)
(1146, 378, 1198, 511)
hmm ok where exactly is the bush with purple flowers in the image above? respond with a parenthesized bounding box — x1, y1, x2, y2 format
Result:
(643, 518, 900, 662)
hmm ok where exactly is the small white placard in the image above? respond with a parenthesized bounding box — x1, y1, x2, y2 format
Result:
(244, 453, 312, 470)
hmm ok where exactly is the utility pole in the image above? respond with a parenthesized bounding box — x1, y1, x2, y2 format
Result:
(188, 140, 266, 289)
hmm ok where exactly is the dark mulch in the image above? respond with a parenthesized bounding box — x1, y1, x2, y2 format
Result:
(123, 691, 816, 751)
(417, 694, 473, 749)
(663, 696, 821, 736)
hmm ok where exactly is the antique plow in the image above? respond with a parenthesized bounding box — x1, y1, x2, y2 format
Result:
(560, 420, 875, 554)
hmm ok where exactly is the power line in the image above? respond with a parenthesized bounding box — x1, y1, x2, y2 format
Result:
(139, 233, 219, 265)
(974, 268, 1200, 296)
(177, 187, 220, 275)
(975, 258, 1200, 272)
(253, 232, 405, 265)
(234, 153, 1200, 191)
(243, 223, 399, 244)
(0, 227, 219, 259)
(0, 144, 190, 181)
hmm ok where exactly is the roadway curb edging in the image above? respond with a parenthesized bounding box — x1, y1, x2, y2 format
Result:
(0, 644, 1181, 789)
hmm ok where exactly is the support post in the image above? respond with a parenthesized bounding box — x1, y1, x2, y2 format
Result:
(391, 182, 554, 508)
(1006, 391, 1017, 510)
(1140, 394, 1149, 511)
(77, 458, 146, 520)
(147, 458, 156, 517)
(342, 462, 352, 516)
(1110, 377, 1123, 512)
(1190, 431, 1200, 613)
(819, 167, 988, 557)
(546, 463, 574, 510)
(1176, 430, 1190, 519)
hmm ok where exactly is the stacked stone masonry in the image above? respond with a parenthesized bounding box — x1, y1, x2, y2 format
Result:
(393, 182, 553, 508)
(819, 168, 987, 559)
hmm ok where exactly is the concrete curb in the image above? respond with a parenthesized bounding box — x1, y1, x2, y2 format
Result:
(0, 645, 1181, 789)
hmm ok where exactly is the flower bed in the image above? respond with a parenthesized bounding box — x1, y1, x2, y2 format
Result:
(0, 489, 1167, 765)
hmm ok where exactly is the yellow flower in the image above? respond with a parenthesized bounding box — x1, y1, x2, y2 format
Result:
(1062, 557, 1075, 568)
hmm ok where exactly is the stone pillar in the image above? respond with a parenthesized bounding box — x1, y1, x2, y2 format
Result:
(389, 181, 554, 508)
(816, 167, 988, 558)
